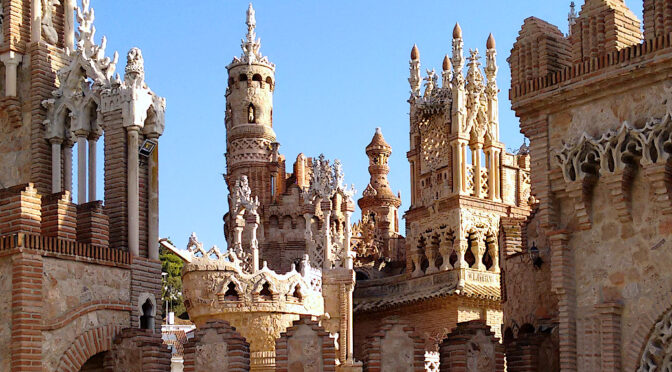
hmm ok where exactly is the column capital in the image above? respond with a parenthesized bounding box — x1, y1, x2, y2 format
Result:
(0, 51, 23, 66)
(126, 125, 142, 133)
(48, 137, 64, 145)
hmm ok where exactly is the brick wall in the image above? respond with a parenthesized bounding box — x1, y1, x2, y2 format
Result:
(130, 256, 162, 332)
(439, 320, 505, 372)
(103, 328, 171, 372)
(10, 252, 43, 371)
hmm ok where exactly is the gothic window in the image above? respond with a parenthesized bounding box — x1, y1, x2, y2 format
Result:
(248, 103, 256, 123)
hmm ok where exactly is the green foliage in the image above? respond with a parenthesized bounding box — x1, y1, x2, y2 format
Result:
(160, 243, 187, 318)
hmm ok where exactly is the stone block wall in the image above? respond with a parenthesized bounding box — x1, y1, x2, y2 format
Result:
(183, 320, 250, 372)
(438, 320, 505, 372)
(362, 318, 425, 372)
(275, 316, 337, 372)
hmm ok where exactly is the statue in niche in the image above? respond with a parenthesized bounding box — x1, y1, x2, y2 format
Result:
(248, 104, 256, 123)
(42, 0, 60, 44)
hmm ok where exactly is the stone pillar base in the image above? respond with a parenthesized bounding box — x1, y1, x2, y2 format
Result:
(337, 360, 363, 372)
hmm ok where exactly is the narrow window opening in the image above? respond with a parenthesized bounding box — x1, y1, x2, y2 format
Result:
(260, 282, 273, 300)
(224, 282, 239, 300)
(140, 299, 154, 330)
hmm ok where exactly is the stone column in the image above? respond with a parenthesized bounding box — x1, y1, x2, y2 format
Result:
(248, 213, 260, 272)
(31, 0, 42, 42)
(63, 142, 73, 192)
(486, 147, 496, 200)
(127, 126, 140, 257)
(322, 210, 332, 270)
(63, 0, 75, 51)
(50, 139, 62, 193)
(488, 237, 500, 273)
(147, 135, 159, 260)
(472, 143, 483, 198)
(87, 135, 98, 201)
(494, 148, 502, 201)
(452, 141, 462, 194)
(76, 134, 87, 204)
(1, 52, 23, 97)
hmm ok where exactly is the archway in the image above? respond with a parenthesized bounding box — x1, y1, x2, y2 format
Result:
(79, 352, 106, 372)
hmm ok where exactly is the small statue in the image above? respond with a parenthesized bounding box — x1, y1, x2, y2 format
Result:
(248, 104, 255, 123)
(42, 0, 60, 44)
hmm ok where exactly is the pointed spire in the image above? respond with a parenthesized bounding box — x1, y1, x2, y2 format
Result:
(453, 22, 463, 39)
(246, 3, 256, 41)
(411, 44, 419, 60)
(229, 3, 273, 68)
(486, 33, 496, 49)
(443, 54, 451, 71)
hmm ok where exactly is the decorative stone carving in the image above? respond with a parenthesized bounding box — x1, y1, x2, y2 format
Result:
(42, 0, 60, 44)
(637, 308, 672, 372)
(230, 3, 274, 68)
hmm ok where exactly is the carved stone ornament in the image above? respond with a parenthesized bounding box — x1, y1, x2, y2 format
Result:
(637, 308, 672, 372)
(42, 0, 60, 44)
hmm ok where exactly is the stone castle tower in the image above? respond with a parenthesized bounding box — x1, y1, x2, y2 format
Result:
(0, 0, 171, 369)
(224, 3, 277, 207)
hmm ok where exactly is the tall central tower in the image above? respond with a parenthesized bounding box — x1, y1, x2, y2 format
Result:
(225, 4, 277, 208)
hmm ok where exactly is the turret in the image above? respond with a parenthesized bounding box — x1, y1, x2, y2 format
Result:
(224, 3, 277, 204)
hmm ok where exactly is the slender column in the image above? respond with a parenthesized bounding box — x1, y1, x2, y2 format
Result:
(322, 210, 332, 270)
(87, 137, 97, 201)
(344, 211, 352, 256)
(460, 142, 468, 194)
(31, 0, 42, 42)
(425, 241, 439, 274)
(452, 141, 462, 194)
(63, 0, 75, 50)
(127, 127, 140, 257)
(454, 238, 468, 269)
(50, 139, 62, 193)
(345, 282, 355, 363)
(1, 52, 23, 97)
(147, 135, 160, 260)
(549, 231, 577, 371)
(63, 143, 73, 192)
(486, 148, 496, 200)
(76, 135, 87, 204)
(472, 143, 483, 198)
(488, 238, 500, 273)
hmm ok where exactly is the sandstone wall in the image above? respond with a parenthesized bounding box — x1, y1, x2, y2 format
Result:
(0, 257, 12, 371)
(41, 258, 132, 369)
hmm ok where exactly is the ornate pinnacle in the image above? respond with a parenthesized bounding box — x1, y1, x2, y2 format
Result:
(568, 2, 577, 36)
(246, 3, 256, 43)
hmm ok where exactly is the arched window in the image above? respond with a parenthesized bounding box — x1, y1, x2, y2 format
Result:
(252, 74, 262, 84)
(239, 74, 248, 82)
(260, 282, 273, 300)
(140, 299, 154, 330)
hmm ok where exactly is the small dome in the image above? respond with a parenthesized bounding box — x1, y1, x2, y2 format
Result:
(487, 33, 496, 49)
(443, 55, 451, 71)
(453, 23, 462, 39)
(411, 44, 419, 60)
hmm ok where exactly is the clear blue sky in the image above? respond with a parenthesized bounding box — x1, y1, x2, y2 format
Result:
(86, 0, 642, 249)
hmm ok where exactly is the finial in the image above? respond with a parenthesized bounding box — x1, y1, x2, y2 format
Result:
(375, 127, 382, 135)
(411, 44, 419, 60)
(442, 54, 451, 71)
(453, 22, 462, 39)
(246, 3, 256, 30)
(568, 2, 577, 36)
(487, 33, 496, 49)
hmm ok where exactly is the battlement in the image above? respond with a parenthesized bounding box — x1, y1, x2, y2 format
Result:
(0, 183, 125, 264)
(508, 1, 672, 103)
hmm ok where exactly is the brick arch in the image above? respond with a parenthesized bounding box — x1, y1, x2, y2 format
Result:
(625, 296, 672, 371)
(56, 324, 123, 372)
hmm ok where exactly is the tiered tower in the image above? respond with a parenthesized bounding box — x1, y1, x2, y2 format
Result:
(353, 128, 405, 265)
(352, 24, 531, 363)
(224, 3, 277, 207)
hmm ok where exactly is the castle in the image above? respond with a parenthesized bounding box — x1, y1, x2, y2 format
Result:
(1, 0, 672, 371)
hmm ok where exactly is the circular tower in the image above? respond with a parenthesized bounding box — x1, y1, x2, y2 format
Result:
(225, 4, 277, 207)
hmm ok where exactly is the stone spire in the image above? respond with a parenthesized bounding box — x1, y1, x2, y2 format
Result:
(409, 44, 421, 97)
(230, 3, 273, 67)
(360, 128, 401, 207)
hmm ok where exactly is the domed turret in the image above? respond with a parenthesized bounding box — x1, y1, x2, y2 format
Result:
(453, 22, 463, 39)
(411, 44, 420, 60)
(487, 33, 496, 49)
